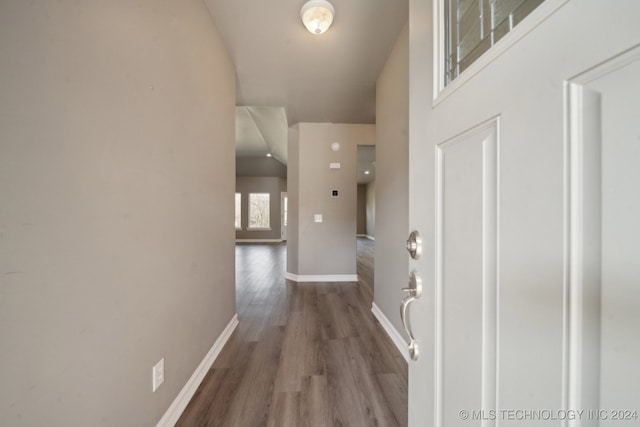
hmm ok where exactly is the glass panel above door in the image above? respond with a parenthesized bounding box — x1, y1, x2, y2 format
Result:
(445, 0, 545, 84)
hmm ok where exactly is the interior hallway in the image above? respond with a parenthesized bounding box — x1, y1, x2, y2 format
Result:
(177, 238, 407, 426)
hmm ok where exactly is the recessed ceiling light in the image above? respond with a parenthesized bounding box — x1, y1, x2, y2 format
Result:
(266, 153, 272, 157)
(364, 170, 370, 175)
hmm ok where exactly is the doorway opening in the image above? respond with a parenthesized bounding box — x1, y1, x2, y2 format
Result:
(356, 145, 376, 294)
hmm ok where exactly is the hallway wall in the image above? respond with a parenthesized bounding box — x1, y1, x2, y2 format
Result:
(236, 156, 287, 178)
(366, 180, 376, 239)
(357, 184, 367, 235)
(0, 1, 236, 426)
(375, 23, 410, 335)
(287, 123, 375, 278)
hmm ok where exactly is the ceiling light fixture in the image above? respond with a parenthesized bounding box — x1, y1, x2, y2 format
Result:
(364, 170, 370, 175)
(300, 0, 335, 35)
(266, 153, 272, 157)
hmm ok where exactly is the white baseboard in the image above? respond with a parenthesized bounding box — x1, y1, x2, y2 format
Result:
(156, 314, 239, 427)
(285, 272, 358, 282)
(371, 303, 409, 362)
(357, 234, 375, 241)
(235, 239, 284, 243)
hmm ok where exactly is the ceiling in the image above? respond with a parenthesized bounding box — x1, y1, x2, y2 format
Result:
(235, 106, 288, 164)
(204, 0, 408, 161)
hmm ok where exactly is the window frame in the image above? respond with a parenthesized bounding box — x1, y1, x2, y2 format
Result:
(433, 0, 568, 105)
(235, 192, 242, 230)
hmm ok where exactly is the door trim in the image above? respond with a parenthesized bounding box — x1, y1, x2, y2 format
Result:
(563, 44, 640, 425)
(432, 0, 569, 105)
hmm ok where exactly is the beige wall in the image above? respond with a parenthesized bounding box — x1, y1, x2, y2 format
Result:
(375, 23, 409, 333)
(366, 181, 376, 239)
(357, 181, 376, 238)
(236, 156, 287, 178)
(357, 184, 367, 235)
(0, 1, 236, 426)
(286, 126, 301, 273)
(288, 123, 375, 277)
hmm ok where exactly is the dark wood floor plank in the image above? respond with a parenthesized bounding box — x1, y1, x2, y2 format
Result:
(273, 310, 305, 392)
(177, 239, 407, 426)
(300, 375, 331, 427)
(326, 338, 369, 427)
(378, 373, 409, 427)
(302, 286, 326, 377)
(357, 237, 375, 296)
(267, 392, 301, 427)
(325, 290, 359, 338)
(175, 368, 228, 427)
(344, 337, 401, 427)
(221, 325, 283, 427)
(316, 291, 339, 341)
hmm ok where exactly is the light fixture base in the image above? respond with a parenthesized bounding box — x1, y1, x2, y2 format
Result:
(300, 0, 335, 35)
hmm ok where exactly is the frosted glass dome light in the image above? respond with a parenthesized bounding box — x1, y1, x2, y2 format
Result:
(300, 0, 335, 35)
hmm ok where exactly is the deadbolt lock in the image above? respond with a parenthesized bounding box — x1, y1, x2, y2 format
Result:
(406, 230, 422, 260)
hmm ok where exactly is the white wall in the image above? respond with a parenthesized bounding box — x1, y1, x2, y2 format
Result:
(0, 2, 236, 425)
(288, 123, 375, 278)
(375, 23, 409, 334)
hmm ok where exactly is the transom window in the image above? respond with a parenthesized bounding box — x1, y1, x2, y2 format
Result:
(445, 0, 545, 84)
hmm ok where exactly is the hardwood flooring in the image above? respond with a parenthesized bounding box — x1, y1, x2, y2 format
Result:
(356, 237, 375, 296)
(177, 239, 407, 426)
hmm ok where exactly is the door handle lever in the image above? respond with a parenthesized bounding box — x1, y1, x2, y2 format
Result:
(400, 295, 419, 361)
(400, 271, 422, 361)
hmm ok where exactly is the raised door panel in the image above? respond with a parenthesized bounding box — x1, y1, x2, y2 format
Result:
(568, 48, 640, 425)
(436, 121, 497, 426)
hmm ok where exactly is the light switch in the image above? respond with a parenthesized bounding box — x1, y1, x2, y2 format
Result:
(314, 214, 323, 223)
(329, 163, 341, 169)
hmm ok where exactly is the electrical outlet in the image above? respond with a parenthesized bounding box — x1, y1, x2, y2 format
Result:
(152, 357, 164, 392)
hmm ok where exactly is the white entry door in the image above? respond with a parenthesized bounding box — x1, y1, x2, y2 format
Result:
(405, 1, 640, 426)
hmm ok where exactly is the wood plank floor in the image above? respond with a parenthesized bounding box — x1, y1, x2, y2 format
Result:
(177, 238, 407, 426)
